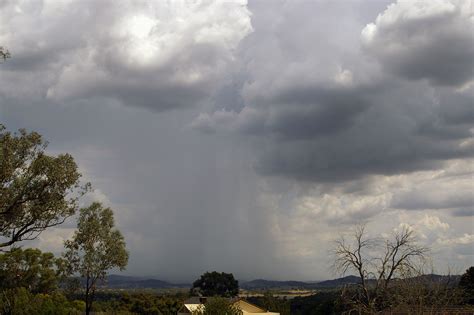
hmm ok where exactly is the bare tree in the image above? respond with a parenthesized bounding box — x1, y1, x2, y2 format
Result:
(389, 265, 465, 314)
(333, 225, 428, 313)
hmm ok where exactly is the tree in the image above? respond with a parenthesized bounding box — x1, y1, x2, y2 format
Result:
(63, 202, 128, 315)
(0, 125, 89, 249)
(258, 292, 291, 315)
(191, 297, 242, 315)
(0, 46, 10, 61)
(0, 287, 84, 315)
(0, 247, 66, 294)
(191, 271, 239, 298)
(332, 225, 428, 313)
(459, 266, 474, 304)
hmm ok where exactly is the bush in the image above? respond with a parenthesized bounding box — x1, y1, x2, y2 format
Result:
(0, 288, 83, 315)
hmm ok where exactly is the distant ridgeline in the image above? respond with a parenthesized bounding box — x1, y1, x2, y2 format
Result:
(85, 274, 460, 290)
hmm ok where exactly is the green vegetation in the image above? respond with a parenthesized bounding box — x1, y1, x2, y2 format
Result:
(191, 271, 239, 297)
(64, 202, 129, 315)
(0, 287, 84, 315)
(0, 124, 89, 248)
(191, 297, 242, 315)
(248, 291, 291, 315)
(0, 248, 66, 294)
(0, 46, 9, 60)
(459, 267, 474, 304)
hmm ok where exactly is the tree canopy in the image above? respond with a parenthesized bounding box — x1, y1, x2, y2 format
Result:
(191, 297, 242, 315)
(0, 46, 10, 60)
(0, 247, 67, 294)
(191, 271, 239, 297)
(63, 202, 128, 315)
(0, 125, 89, 248)
(459, 266, 474, 304)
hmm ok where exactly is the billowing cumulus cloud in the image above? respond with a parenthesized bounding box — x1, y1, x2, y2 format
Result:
(195, 0, 473, 184)
(0, 0, 252, 110)
(361, 0, 474, 87)
(1, 0, 473, 281)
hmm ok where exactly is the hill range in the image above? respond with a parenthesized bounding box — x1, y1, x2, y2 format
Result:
(99, 274, 460, 290)
(100, 275, 363, 290)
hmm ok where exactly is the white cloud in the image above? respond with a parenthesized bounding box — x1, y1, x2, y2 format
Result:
(1, 0, 253, 110)
(437, 234, 474, 246)
(419, 214, 450, 231)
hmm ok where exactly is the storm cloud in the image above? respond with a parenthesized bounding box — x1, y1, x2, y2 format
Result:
(1, 0, 472, 281)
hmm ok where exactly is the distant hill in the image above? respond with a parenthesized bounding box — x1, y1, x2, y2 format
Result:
(98, 275, 360, 290)
(94, 274, 460, 290)
(315, 275, 361, 287)
(97, 275, 190, 289)
(240, 275, 363, 290)
(240, 274, 461, 290)
(240, 279, 311, 290)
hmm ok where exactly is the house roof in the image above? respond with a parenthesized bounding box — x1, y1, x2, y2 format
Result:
(180, 297, 278, 314)
(234, 299, 267, 313)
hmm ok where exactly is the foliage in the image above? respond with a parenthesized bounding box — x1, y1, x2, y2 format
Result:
(250, 291, 291, 315)
(0, 125, 89, 248)
(459, 266, 474, 304)
(0, 247, 67, 294)
(191, 271, 239, 297)
(191, 297, 242, 315)
(0, 287, 83, 315)
(333, 225, 428, 313)
(288, 291, 342, 315)
(0, 46, 10, 60)
(63, 202, 129, 315)
(67, 291, 186, 315)
(119, 292, 183, 315)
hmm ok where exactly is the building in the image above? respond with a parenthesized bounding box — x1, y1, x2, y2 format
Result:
(178, 297, 280, 314)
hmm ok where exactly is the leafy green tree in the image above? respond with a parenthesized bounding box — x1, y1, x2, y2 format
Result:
(191, 297, 242, 315)
(63, 202, 129, 315)
(0, 287, 83, 315)
(258, 292, 291, 315)
(191, 271, 239, 297)
(0, 247, 66, 294)
(0, 125, 89, 248)
(459, 266, 474, 304)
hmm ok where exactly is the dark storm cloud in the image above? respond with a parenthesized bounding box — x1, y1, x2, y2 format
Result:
(361, 0, 474, 86)
(265, 86, 373, 140)
(438, 90, 474, 125)
(1, 0, 473, 281)
(195, 0, 474, 184)
(452, 207, 474, 217)
(392, 191, 473, 210)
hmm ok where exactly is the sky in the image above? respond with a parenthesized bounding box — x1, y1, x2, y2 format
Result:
(0, 0, 473, 282)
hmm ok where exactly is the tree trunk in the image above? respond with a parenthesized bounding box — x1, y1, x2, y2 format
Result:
(85, 274, 91, 315)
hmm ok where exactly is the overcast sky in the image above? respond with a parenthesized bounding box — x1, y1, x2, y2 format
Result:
(0, 0, 473, 282)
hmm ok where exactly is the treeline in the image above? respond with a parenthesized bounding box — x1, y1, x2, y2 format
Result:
(0, 123, 128, 315)
(248, 281, 474, 315)
(0, 252, 472, 315)
(0, 287, 185, 315)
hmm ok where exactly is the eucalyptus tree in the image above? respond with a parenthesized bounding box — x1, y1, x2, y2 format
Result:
(0, 125, 88, 248)
(64, 202, 128, 315)
(0, 247, 67, 294)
